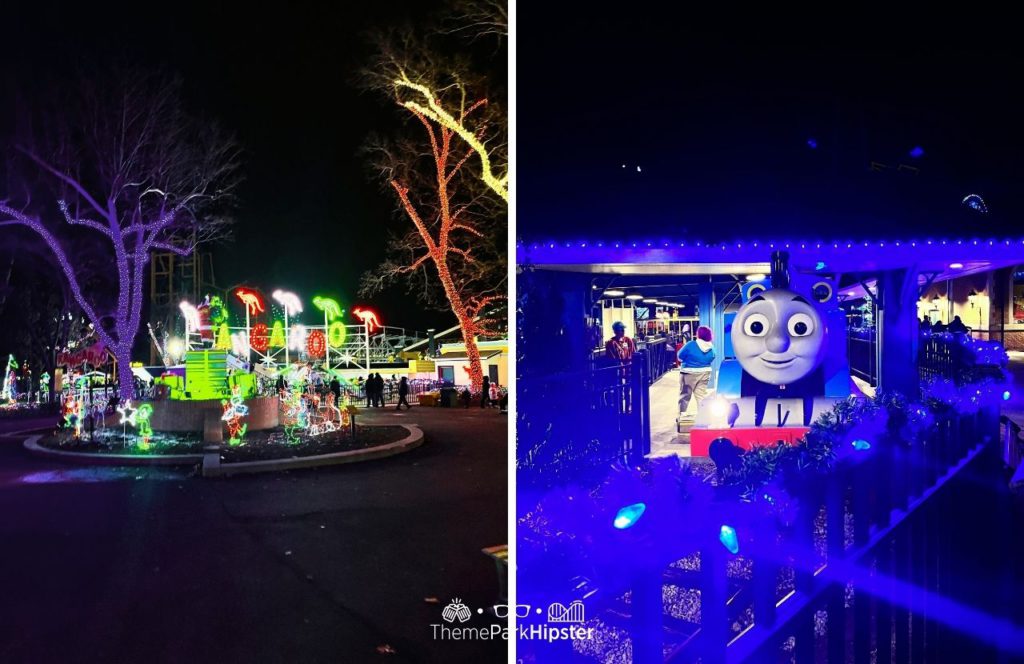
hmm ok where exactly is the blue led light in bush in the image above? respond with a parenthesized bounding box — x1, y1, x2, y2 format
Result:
(719, 525, 739, 554)
(613, 502, 646, 529)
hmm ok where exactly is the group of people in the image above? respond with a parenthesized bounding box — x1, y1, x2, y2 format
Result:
(274, 365, 344, 407)
(604, 320, 716, 420)
(920, 315, 970, 335)
(458, 375, 506, 410)
(361, 373, 413, 410)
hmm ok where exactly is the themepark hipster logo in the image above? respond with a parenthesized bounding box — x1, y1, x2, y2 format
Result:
(517, 599, 593, 642)
(547, 600, 585, 623)
(430, 598, 594, 642)
(441, 599, 473, 624)
(432, 599, 508, 641)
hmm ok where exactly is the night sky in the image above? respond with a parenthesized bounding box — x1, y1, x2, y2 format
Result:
(518, 11, 1024, 243)
(3, 0, 459, 333)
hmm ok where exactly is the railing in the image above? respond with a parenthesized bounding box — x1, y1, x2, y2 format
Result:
(374, 379, 467, 405)
(1002, 414, 1022, 469)
(918, 334, 965, 382)
(917, 331, 1006, 385)
(518, 351, 651, 487)
(847, 328, 878, 386)
(602, 406, 1002, 664)
(639, 338, 675, 385)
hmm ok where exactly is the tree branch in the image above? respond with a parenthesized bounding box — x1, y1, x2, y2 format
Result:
(0, 208, 114, 348)
(17, 147, 112, 223)
(57, 200, 113, 237)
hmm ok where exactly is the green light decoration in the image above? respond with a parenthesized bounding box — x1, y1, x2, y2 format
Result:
(215, 322, 232, 350)
(313, 296, 344, 321)
(221, 385, 249, 446)
(116, 400, 153, 448)
(328, 321, 347, 346)
(282, 384, 306, 444)
(63, 392, 81, 436)
(136, 404, 153, 450)
(229, 371, 257, 399)
(2, 354, 18, 402)
(39, 371, 50, 400)
(207, 295, 228, 325)
(269, 320, 286, 348)
(185, 350, 230, 400)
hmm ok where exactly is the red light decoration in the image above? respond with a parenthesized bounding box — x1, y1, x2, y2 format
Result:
(235, 288, 265, 316)
(386, 99, 507, 392)
(352, 307, 382, 333)
(250, 323, 269, 352)
(307, 329, 326, 358)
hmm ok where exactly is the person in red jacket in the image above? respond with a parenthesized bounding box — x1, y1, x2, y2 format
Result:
(605, 321, 636, 364)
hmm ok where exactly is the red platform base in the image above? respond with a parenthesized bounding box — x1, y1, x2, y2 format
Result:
(689, 426, 809, 457)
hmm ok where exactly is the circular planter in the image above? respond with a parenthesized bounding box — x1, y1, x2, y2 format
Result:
(22, 435, 204, 466)
(205, 424, 424, 477)
(23, 424, 423, 476)
(149, 395, 279, 432)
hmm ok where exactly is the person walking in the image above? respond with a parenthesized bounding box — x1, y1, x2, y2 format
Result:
(374, 373, 386, 407)
(364, 374, 374, 407)
(480, 376, 491, 408)
(677, 325, 715, 421)
(396, 376, 412, 410)
(329, 375, 341, 405)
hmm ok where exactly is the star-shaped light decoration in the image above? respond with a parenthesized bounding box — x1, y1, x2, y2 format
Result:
(116, 400, 138, 427)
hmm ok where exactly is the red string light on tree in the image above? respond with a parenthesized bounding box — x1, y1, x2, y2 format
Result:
(307, 329, 326, 358)
(250, 323, 269, 352)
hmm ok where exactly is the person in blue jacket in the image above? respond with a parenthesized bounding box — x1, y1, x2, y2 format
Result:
(678, 325, 715, 419)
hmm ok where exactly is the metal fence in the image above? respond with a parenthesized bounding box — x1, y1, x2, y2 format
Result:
(565, 406, 1001, 664)
(641, 338, 675, 385)
(847, 329, 878, 385)
(518, 351, 651, 487)
(917, 332, 1006, 385)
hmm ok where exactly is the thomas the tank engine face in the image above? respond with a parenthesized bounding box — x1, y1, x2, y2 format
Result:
(730, 288, 827, 385)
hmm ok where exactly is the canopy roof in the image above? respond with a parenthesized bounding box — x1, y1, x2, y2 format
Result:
(519, 236, 1024, 278)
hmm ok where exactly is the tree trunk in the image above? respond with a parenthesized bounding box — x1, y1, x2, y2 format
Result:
(435, 259, 484, 392)
(115, 345, 134, 401)
(457, 315, 484, 392)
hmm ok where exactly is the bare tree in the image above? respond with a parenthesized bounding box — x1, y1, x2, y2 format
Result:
(0, 70, 240, 399)
(362, 111, 506, 390)
(360, 17, 507, 392)
(365, 21, 508, 203)
(440, 0, 508, 44)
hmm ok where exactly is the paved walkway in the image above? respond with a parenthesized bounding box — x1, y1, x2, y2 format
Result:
(649, 371, 694, 457)
(0, 406, 507, 663)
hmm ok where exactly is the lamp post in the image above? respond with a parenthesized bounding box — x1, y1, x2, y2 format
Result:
(179, 301, 200, 352)
(312, 297, 343, 370)
(272, 290, 303, 368)
(235, 288, 265, 367)
(968, 289, 982, 332)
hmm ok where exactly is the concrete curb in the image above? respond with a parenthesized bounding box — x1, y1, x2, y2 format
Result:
(22, 435, 205, 466)
(205, 424, 424, 477)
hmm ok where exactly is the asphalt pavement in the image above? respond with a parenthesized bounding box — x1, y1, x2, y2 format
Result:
(0, 405, 509, 664)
